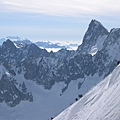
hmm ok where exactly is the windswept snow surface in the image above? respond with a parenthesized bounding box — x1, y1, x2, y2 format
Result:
(54, 65, 120, 120)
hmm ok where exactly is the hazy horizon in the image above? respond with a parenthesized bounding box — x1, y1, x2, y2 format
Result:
(0, 0, 120, 43)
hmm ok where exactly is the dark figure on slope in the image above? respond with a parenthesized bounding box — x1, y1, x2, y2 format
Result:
(78, 94, 83, 98)
(51, 117, 54, 120)
(75, 98, 78, 101)
(117, 61, 120, 65)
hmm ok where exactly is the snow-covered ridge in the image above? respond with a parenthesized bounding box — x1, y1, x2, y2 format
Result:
(54, 65, 120, 120)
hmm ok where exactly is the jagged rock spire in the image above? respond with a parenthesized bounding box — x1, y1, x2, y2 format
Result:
(77, 20, 109, 54)
(83, 19, 108, 44)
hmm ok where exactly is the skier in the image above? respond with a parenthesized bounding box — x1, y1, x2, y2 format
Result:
(75, 98, 78, 101)
(78, 94, 83, 98)
(51, 117, 54, 120)
(117, 61, 120, 65)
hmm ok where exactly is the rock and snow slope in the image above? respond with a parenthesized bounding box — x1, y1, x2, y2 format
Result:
(0, 69, 103, 120)
(55, 65, 120, 120)
(0, 19, 120, 120)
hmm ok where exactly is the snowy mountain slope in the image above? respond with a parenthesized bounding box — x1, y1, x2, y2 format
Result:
(54, 65, 120, 120)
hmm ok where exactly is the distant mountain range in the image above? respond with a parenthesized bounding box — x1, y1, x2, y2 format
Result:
(0, 36, 79, 52)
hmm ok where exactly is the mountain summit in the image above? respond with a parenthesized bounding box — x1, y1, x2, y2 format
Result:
(77, 19, 109, 54)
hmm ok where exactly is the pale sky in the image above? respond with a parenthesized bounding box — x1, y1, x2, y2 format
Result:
(0, 0, 120, 42)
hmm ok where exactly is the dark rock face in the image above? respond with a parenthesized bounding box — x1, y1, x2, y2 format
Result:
(0, 74, 33, 107)
(2, 39, 17, 53)
(27, 43, 49, 58)
(0, 19, 120, 107)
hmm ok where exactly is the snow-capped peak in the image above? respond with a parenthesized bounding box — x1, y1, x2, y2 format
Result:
(87, 19, 108, 34)
(6, 36, 29, 41)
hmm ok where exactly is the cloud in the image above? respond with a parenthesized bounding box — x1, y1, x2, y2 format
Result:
(1, 0, 120, 17)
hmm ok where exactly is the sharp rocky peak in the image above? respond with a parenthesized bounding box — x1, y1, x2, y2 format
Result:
(2, 39, 16, 52)
(110, 28, 120, 34)
(89, 19, 103, 28)
(2, 39, 15, 48)
(103, 28, 120, 46)
(77, 20, 109, 54)
(88, 19, 107, 29)
(83, 19, 109, 40)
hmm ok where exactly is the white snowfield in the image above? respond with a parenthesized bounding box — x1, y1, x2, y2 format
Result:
(54, 65, 120, 120)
